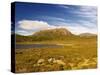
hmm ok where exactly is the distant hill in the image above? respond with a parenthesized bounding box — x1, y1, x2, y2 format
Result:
(33, 28, 73, 36)
(15, 28, 97, 42)
(79, 33, 97, 37)
(32, 28, 74, 41)
(16, 28, 74, 42)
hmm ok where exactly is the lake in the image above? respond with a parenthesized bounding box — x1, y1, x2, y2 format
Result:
(16, 44, 62, 49)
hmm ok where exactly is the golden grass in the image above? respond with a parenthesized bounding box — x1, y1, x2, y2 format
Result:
(15, 37, 97, 73)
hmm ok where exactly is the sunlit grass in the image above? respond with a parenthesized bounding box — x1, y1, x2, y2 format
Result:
(15, 37, 97, 73)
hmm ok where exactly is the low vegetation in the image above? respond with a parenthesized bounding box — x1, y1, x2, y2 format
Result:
(15, 28, 97, 73)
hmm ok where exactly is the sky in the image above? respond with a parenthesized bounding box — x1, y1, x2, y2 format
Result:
(12, 2, 97, 36)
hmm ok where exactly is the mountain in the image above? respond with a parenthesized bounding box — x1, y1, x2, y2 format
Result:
(79, 33, 97, 37)
(32, 28, 74, 41)
(16, 28, 97, 42)
(16, 28, 74, 42)
(33, 28, 73, 36)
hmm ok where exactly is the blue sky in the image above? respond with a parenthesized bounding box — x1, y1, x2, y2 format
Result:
(12, 2, 97, 36)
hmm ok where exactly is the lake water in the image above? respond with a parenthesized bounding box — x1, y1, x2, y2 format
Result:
(16, 44, 62, 49)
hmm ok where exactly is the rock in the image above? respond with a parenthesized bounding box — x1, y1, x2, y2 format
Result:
(48, 58, 55, 63)
(53, 60, 66, 65)
(48, 58, 53, 63)
(37, 59, 45, 64)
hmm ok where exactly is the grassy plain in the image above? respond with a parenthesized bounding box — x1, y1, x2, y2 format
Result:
(15, 36, 97, 73)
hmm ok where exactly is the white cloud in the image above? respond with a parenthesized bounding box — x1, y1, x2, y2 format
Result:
(68, 6, 97, 32)
(58, 5, 70, 9)
(75, 6, 97, 16)
(74, 6, 97, 22)
(67, 25, 97, 35)
(17, 20, 56, 35)
(16, 20, 97, 36)
(18, 20, 51, 30)
(77, 20, 97, 28)
(16, 30, 34, 36)
(41, 16, 66, 22)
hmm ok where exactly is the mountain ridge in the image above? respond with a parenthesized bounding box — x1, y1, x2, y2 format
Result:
(15, 28, 97, 42)
(33, 28, 73, 36)
(79, 33, 97, 37)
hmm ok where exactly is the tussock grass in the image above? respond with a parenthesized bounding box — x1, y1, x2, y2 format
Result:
(15, 36, 97, 73)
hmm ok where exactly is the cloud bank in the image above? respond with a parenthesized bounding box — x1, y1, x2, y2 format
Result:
(16, 20, 97, 36)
